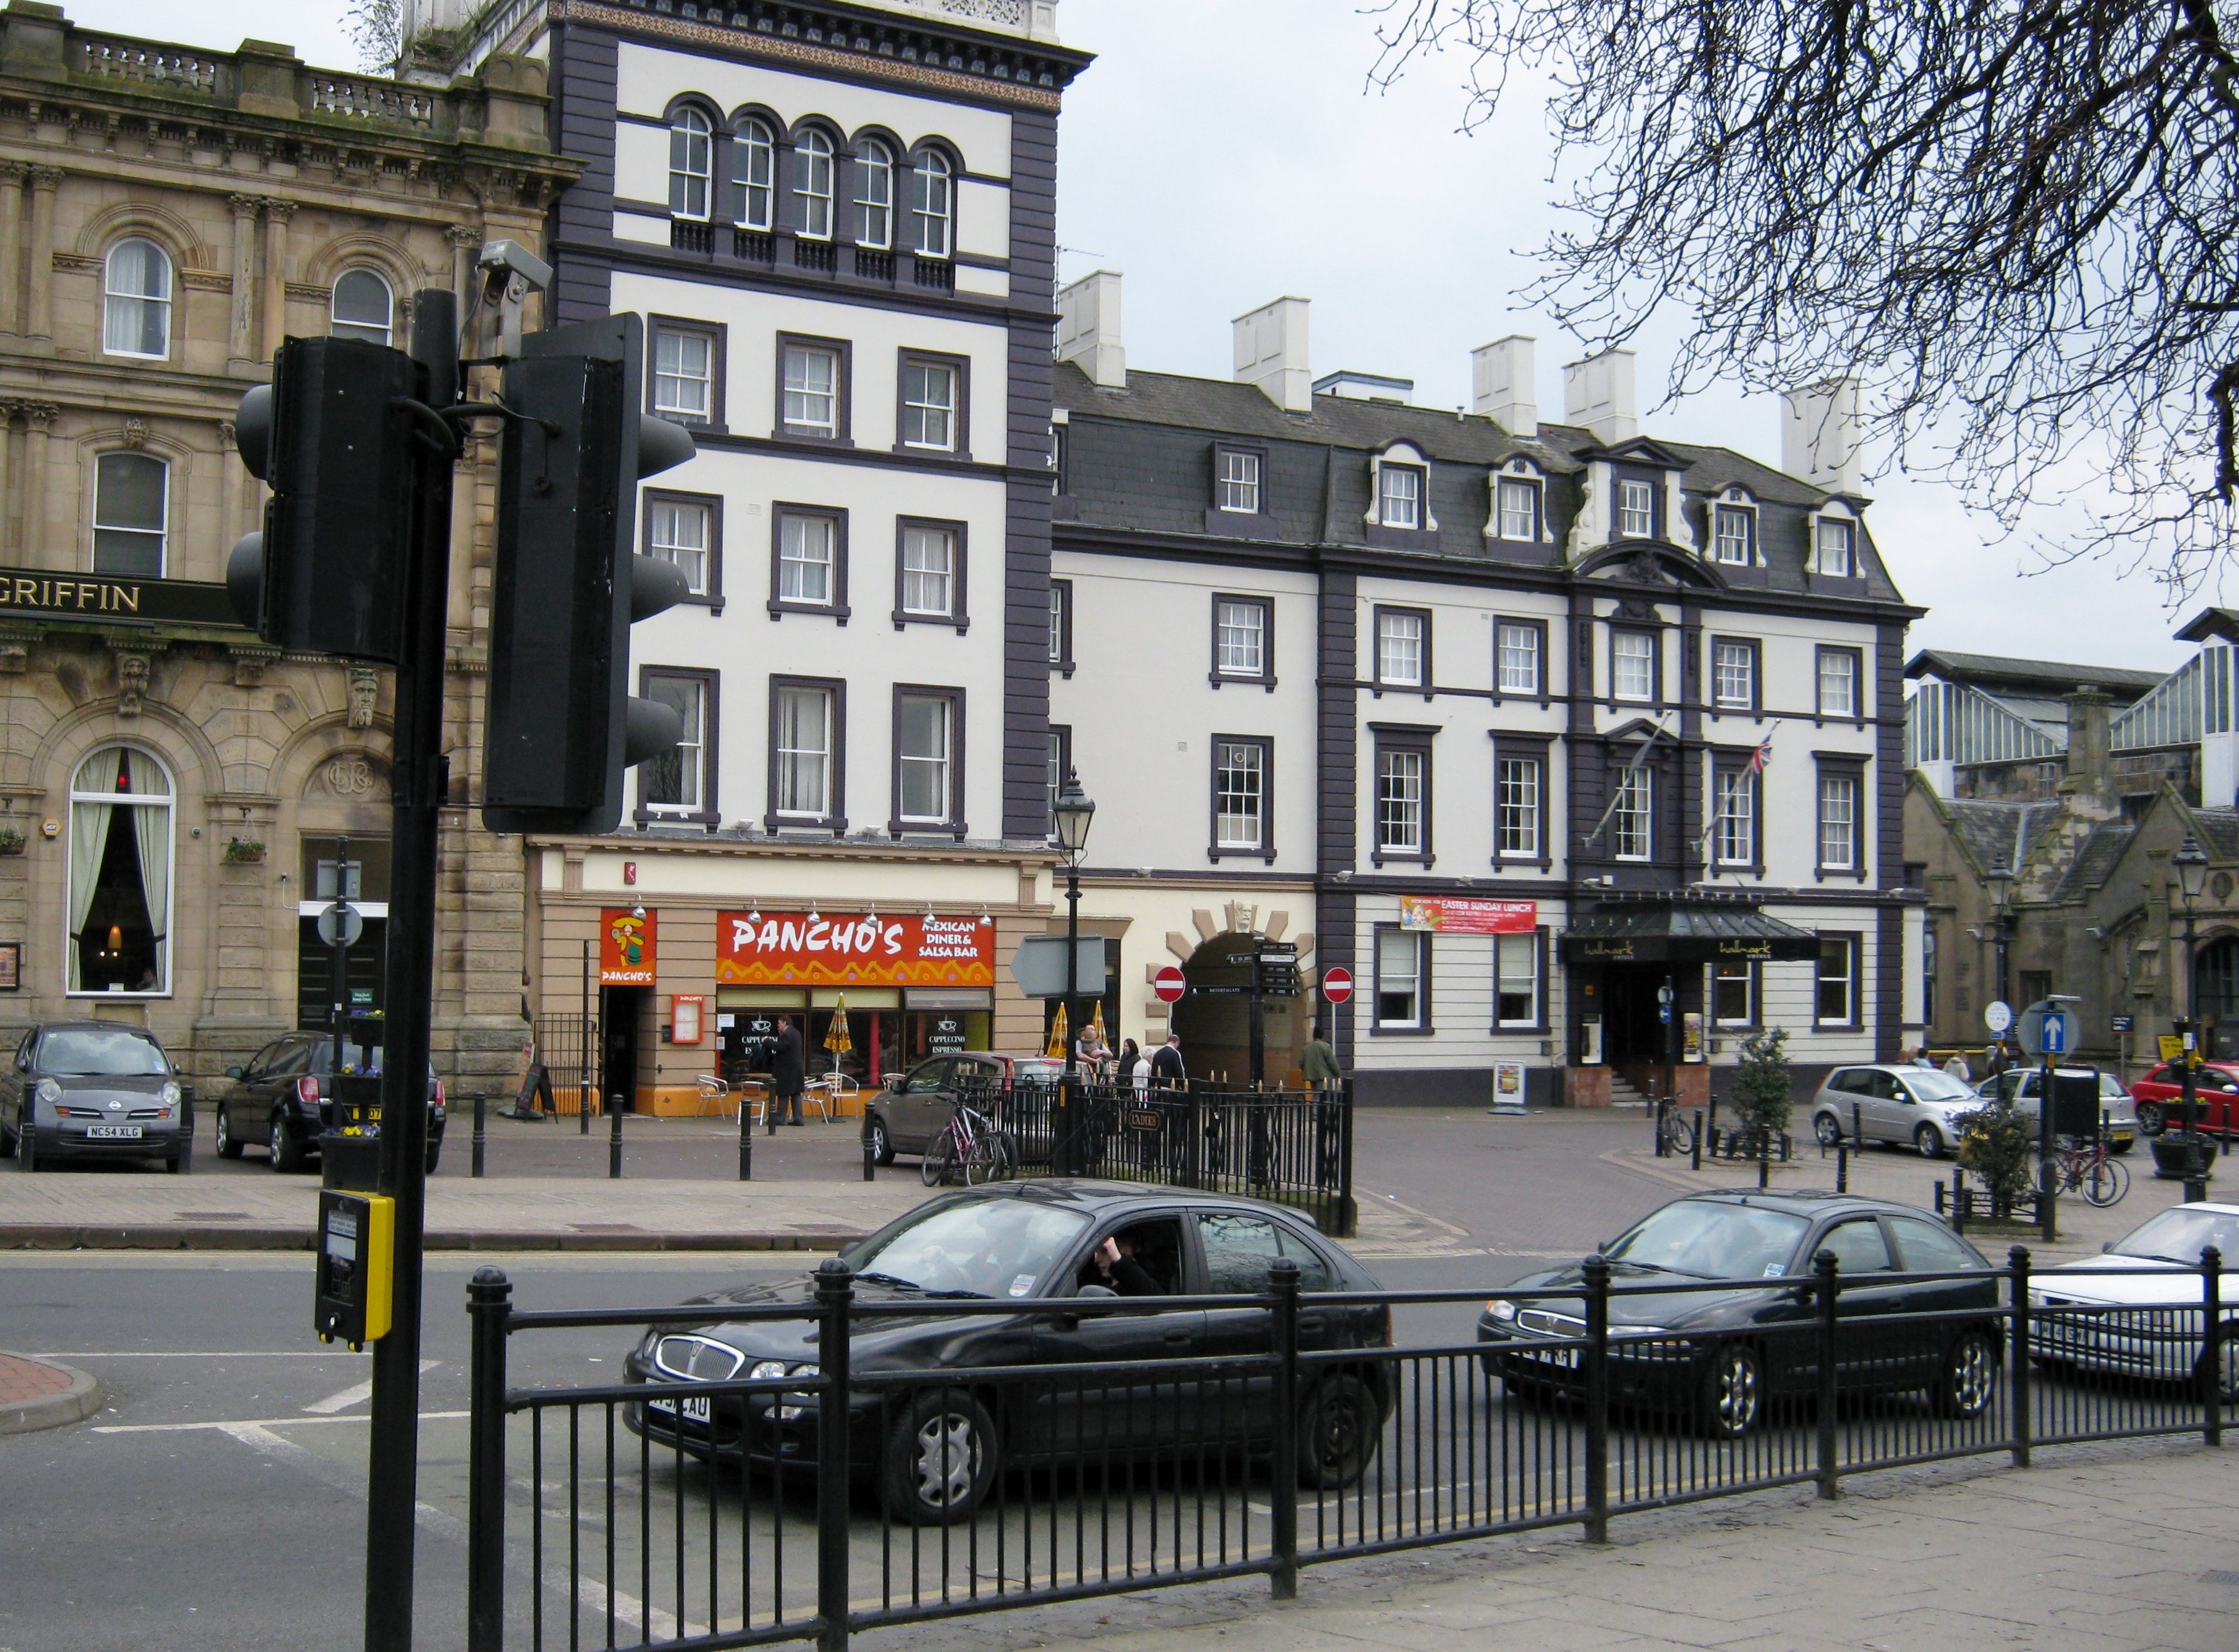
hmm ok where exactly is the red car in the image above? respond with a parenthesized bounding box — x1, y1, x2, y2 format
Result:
(2128, 1061, 2239, 1136)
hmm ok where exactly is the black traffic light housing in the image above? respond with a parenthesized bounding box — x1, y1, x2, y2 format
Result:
(228, 337, 429, 663)
(482, 313, 695, 835)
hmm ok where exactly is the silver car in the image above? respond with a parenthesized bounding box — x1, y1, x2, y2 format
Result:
(2028, 1202, 2239, 1398)
(1972, 1066, 2139, 1154)
(1808, 1064, 1986, 1158)
(0, 1020, 190, 1173)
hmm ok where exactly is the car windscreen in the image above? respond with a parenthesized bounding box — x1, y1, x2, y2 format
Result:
(2108, 1206, 2239, 1265)
(846, 1198, 1089, 1298)
(1904, 1072, 1977, 1103)
(1606, 1200, 1811, 1280)
(39, 1027, 168, 1077)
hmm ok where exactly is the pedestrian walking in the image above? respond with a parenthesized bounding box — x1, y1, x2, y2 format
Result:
(1115, 1038, 1145, 1088)
(1150, 1031, 1186, 1088)
(1911, 1044, 1937, 1069)
(1943, 1050, 1971, 1080)
(768, 1019, 806, 1131)
(1300, 1022, 1341, 1091)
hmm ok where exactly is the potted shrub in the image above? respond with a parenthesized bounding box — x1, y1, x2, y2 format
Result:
(0, 827, 24, 857)
(223, 837, 267, 865)
(1956, 1103, 2038, 1218)
(1725, 1027, 1793, 1156)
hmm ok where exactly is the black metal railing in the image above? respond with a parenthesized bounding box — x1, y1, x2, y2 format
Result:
(466, 1245, 2230, 1652)
(955, 1076, 1355, 1236)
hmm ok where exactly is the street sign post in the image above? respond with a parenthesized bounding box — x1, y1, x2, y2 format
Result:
(317, 901, 366, 949)
(1153, 965, 1186, 1004)
(1009, 936, 1108, 1000)
(2041, 1012, 2068, 1055)
(1985, 1000, 2014, 1036)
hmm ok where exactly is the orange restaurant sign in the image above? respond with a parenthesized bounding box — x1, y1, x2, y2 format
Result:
(600, 907, 657, 985)
(718, 910, 993, 988)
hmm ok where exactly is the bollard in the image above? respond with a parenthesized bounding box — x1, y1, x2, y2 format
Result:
(608, 1090, 623, 1179)
(862, 1122, 877, 1183)
(1690, 1108, 1703, 1171)
(738, 1095, 753, 1181)
(1757, 1129, 1770, 1190)
(471, 1088, 487, 1179)
(1836, 1138, 1849, 1193)
(1852, 1100, 1863, 1150)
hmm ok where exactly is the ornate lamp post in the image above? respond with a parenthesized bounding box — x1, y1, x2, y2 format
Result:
(2175, 833, 2210, 1196)
(1052, 770, 1096, 1176)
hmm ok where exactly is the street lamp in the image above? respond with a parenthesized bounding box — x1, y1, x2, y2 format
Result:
(1053, 770, 1095, 1175)
(1986, 866, 2016, 1073)
(2175, 833, 2210, 1193)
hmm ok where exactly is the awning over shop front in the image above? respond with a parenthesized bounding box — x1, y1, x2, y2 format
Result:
(1559, 899, 1821, 964)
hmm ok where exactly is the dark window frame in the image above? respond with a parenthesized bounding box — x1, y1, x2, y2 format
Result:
(634, 663, 721, 827)
(646, 314, 727, 431)
(641, 487, 724, 611)
(1708, 747, 1765, 874)
(765, 673, 848, 834)
(1048, 578, 1075, 676)
(1046, 722, 1071, 832)
(1372, 603, 1434, 697)
(889, 682, 966, 839)
(1370, 922, 1433, 1036)
(1208, 733, 1275, 862)
(1489, 730, 1554, 871)
(1375, 459, 1430, 530)
(1208, 593, 1277, 690)
(1814, 753, 1869, 882)
(1817, 932, 1863, 1029)
(1608, 625, 1662, 707)
(1711, 501, 1757, 567)
(1710, 957, 1760, 1029)
(1815, 645, 1865, 723)
(891, 516, 968, 633)
(768, 502, 851, 623)
(1815, 515, 1857, 577)
(1492, 615, 1549, 705)
(1369, 722, 1436, 869)
(1493, 925, 1549, 1033)
(893, 347, 971, 458)
(1212, 441, 1271, 517)
(1708, 635, 1761, 714)
(1492, 471, 1543, 543)
(773, 331, 854, 443)
(1611, 465, 1665, 540)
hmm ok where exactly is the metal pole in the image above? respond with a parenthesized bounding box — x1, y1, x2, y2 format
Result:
(813, 1260, 854, 1652)
(364, 287, 457, 1652)
(330, 834, 351, 1078)
(466, 1267, 512, 1652)
(2185, 903, 2209, 1199)
(2204, 1245, 2224, 1447)
(1813, 1248, 1840, 1499)
(1267, 1256, 1300, 1599)
(608, 1088, 623, 1179)
(2007, 1246, 2032, 1469)
(1581, 1252, 1610, 1544)
(1060, 860, 1081, 1178)
(579, 939, 592, 1135)
(738, 1092, 752, 1181)
(471, 1089, 486, 1179)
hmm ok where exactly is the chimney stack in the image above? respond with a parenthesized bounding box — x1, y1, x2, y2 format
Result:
(1471, 335, 1538, 436)
(1233, 296, 1312, 412)
(1056, 270, 1126, 389)
(1781, 377, 1863, 494)
(1563, 349, 1638, 445)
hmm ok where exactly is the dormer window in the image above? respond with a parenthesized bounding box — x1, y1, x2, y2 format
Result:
(1816, 518, 1855, 576)
(1216, 447, 1262, 513)
(1366, 444, 1437, 537)
(1379, 464, 1422, 529)
(1617, 477, 1656, 538)
(1497, 476, 1540, 540)
(1713, 504, 1754, 565)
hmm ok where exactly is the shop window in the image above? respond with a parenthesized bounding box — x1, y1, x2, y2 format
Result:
(1374, 927, 1427, 1031)
(1496, 931, 1540, 1028)
(68, 745, 173, 994)
(1817, 936, 1859, 1026)
(1713, 961, 1755, 1026)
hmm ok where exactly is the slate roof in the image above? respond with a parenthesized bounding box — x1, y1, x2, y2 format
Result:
(2050, 822, 2137, 902)
(1945, 798, 2062, 877)
(2193, 807, 2239, 860)
(1054, 362, 1907, 604)
(1903, 649, 2166, 702)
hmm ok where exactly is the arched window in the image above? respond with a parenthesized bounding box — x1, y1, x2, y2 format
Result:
(793, 129, 834, 240)
(911, 150, 952, 258)
(330, 268, 394, 345)
(734, 117, 775, 229)
(670, 107, 712, 220)
(854, 138, 894, 248)
(93, 452, 168, 576)
(67, 745, 173, 996)
(103, 237, 173, 359)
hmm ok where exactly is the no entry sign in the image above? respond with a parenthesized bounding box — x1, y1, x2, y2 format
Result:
(1153, 965, 1186, 1004)
(1320, 966, 1355, 1005)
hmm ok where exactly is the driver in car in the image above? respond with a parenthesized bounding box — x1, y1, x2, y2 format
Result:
(1089, 1232, 1164, 1297)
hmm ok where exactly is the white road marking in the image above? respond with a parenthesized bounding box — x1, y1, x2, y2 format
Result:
(302, 1359, 439, 1414)
(94, 1410, 469, 1434)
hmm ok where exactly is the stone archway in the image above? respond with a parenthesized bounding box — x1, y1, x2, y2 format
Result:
(1165, 902, 1315, 1087)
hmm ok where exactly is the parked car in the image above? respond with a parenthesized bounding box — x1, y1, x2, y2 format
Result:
(2126, 1061, 2239, 1136)
(1477, 1190, 2002, 1438)
(1971, 1067, 2140, 1153)
(0, 1021, 190, 1173)
(2027, 1201, 2239, 1400)
(210, 1029, 446, 1174)
(862, 1053, 1065, 1165)
(623, 1181, 1392, 1521)
(1807, 1064, 1989, 1157)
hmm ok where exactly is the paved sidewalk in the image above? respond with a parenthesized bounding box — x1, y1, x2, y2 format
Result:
(0, 1351, 101, 1434)
(894, 1440, 2236, 1652)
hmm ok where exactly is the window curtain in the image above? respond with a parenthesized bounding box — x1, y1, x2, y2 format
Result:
(66, 787, 112, 988)
(123, 749, 170, 987)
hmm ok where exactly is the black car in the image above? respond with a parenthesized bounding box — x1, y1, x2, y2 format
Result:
(1477, 1190, 2001, 1438)
(211, 1030, 446, 1174)
(624, 1181, 1392, 1522)
(0, 1021, 190, 1173)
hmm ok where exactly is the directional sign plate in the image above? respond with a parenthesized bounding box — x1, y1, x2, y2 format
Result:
(317, 902, 365, 948)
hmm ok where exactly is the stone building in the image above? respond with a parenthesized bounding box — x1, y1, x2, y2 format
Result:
(0, 1, 573, 1091)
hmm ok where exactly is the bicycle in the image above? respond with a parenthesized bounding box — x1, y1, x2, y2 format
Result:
(2049, 1136, 2130, 1207)
(1656, 1103, 1696, 1158)
(922, 1098, 1016, 1188)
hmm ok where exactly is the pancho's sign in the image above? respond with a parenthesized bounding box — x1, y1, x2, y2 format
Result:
(718, 911, 994, 987)
(0, 568, 243, 628)
(600, 907, 657, 985)
(1398, 896, 1538, 935)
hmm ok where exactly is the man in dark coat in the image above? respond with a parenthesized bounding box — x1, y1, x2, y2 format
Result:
(1149, 1032, 1186, 1088)
(769, 1021, 807, 1131)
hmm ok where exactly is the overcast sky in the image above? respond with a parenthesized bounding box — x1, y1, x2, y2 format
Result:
(81, 0, 2208, 675)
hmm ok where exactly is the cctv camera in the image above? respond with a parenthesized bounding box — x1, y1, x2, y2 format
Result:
(476, 239, 553, 292)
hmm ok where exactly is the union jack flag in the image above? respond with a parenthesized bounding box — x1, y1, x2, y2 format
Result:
(1747, 730, 1775, 773)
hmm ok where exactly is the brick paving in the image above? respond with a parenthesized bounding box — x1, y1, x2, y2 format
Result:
(0, 1352, 71, 1404)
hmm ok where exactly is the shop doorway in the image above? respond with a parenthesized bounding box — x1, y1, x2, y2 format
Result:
(601, 986, 646, 1111)
(295, 916, 388, 1032)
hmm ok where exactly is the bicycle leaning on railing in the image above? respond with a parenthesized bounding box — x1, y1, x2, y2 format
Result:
(2049, 1134, 2131, 1206)
(921, 1096, 1016, 1188)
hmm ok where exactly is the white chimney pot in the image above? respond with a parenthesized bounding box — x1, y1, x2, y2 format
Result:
(1563, 349, 1638, 445)
(1232, 296, 1312, 412)
(1781, 377, 1864, 495)
(1471, 335, 1537, 436)
(1056, 270, 1126, 390)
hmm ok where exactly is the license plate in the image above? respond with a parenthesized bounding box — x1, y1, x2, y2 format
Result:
(2111, 1131, 2134, 1145)
(1530, 1345, 1579, 1369)
(648, 1394, 711, 1423)
(85, 1124, 143, 1140)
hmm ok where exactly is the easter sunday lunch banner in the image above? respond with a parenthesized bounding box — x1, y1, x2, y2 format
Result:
(1397, 896, 1539, 935)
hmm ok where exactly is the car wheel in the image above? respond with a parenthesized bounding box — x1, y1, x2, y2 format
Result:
(1932, 1329, 1999, 1419)
(215, 1104, 243, 1160)
(1699, 1342, 1763, 1439)
(2109, 1138, 2134, 1156)
(2195, 1322, 2239, 1404)
(866, 1114, 896, 1166)
(1813, 1113, 1842, 1149)
(1298, 1374, 1380, 1489)
(1914, 1123, 1945, 1159)
(882, 1390, 997, 1524)
(424, 1143, 441, 1176)
(2136, 1103, 2166, 1136)
(270, 1113, 305, 1174)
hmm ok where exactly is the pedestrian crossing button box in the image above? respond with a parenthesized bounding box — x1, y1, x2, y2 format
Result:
(315, 1188, 394, 1350)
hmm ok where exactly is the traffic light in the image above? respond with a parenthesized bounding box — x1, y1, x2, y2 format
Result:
(482, 313, 695, 835)
(227, 337, 428, 663)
